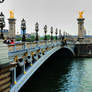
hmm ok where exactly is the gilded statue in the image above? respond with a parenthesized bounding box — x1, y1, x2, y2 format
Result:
(10, 11, 14, 18)
(79, 11, 84, 18)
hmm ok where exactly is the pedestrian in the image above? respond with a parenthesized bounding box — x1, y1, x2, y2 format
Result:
(10, 40, 15, 44)
(6, 39, 10, 44)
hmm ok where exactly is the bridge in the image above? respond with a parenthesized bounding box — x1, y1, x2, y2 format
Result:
(8, 40, 75, 92)
(1, 38, 92, 92)
(0, 39, 76, 92)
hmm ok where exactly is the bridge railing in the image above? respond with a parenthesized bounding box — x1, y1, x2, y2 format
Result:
(8, 40, 59, 52)
(8, 40, 74, 53)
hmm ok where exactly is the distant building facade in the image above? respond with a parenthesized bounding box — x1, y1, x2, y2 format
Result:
(0, 29, 8, 39)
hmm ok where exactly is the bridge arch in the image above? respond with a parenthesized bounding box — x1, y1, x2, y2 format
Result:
(51, 46, 75, 58)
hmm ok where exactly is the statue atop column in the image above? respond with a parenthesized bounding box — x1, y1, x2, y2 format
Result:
(8, 11, 16, 40)
(77, 11, 85, 42)
(79, 11, 84, 19)
(10, 11, 14, 18)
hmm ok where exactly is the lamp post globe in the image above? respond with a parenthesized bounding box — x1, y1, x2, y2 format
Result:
(44, 25, 47, 41)
(21, 18, 26, 42)
(35, 22, 39, 41)
(0, 12, 5, 39)
(50, 26, 53, 41)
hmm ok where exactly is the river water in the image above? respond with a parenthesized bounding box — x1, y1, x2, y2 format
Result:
(20, 57, 92, 92)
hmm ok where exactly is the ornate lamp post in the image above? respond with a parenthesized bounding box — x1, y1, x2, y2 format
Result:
(67, 33, 69, 40)
(65, 32, 67, 40)
(63, 31, 65, 39)
(21, 18, 26, 42)
(0, 0, 4, 3)
(44, 25, 47, 41)
(59, 29, 62, 40)
(55, 28, 58, 40)
(50, 26, 53, 41)
(35, 22, 39, 41)
(0, 12, 5, 39)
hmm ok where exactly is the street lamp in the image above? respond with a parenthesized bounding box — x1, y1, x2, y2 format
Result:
(65, 32, 67, 39)
(63, 31, 66, 38)
(44, 25, 47, 41)
(50, 26, 53, 41)
(21, 18, 26, 42)
(0, 0, 4, 3)
(59, 29, 62, 40)
(55, 28, 58, 40)
(0, 12, 5, 39)
(35, 22, 39, 41)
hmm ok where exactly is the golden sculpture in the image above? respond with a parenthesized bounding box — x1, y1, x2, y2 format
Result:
(10, 11, 14, 18)
(79, 11, 84, 18)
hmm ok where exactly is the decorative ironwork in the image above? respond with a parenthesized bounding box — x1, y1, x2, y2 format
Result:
(35, 22, 39, 41)
(0, 12, 5, 39)
(55, 28, 58, 40)
(50, 26, 53, 40)
(21, 18, 26, 42)
(44, 25, 47, 40)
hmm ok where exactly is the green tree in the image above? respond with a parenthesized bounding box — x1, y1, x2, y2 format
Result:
(46, 35, 50, 40)
(31, 35, 35, 41)
(16, 37, 22, 41)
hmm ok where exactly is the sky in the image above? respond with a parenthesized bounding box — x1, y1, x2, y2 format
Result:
(0, 0, 92, 36)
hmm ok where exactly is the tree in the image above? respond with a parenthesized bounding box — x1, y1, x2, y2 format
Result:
(31, 35, 35, 41)
(46, 35, 50, 40)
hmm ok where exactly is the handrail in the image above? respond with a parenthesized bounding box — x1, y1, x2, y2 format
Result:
(8, 40, 56, 52)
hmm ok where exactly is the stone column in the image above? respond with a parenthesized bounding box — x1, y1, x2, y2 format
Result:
(0, 39, 16, 92)
(77, 18, 85, 42)
(8, 18, 16, 40)
(0, 39, 9, 64)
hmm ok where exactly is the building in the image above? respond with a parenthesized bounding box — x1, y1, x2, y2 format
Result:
(0, 29, 8, 39)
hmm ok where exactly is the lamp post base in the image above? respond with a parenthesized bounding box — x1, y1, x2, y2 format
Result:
(78, 37, 84, 42)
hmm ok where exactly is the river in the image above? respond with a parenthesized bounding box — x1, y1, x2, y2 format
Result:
(19, 57, 92, 92)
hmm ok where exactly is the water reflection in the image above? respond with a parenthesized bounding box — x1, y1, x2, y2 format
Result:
(58, 59, 84, 92)
(20, 58, 92, 92)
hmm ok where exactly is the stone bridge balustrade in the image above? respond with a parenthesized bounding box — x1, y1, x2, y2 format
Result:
(8, 40, 54, 52)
